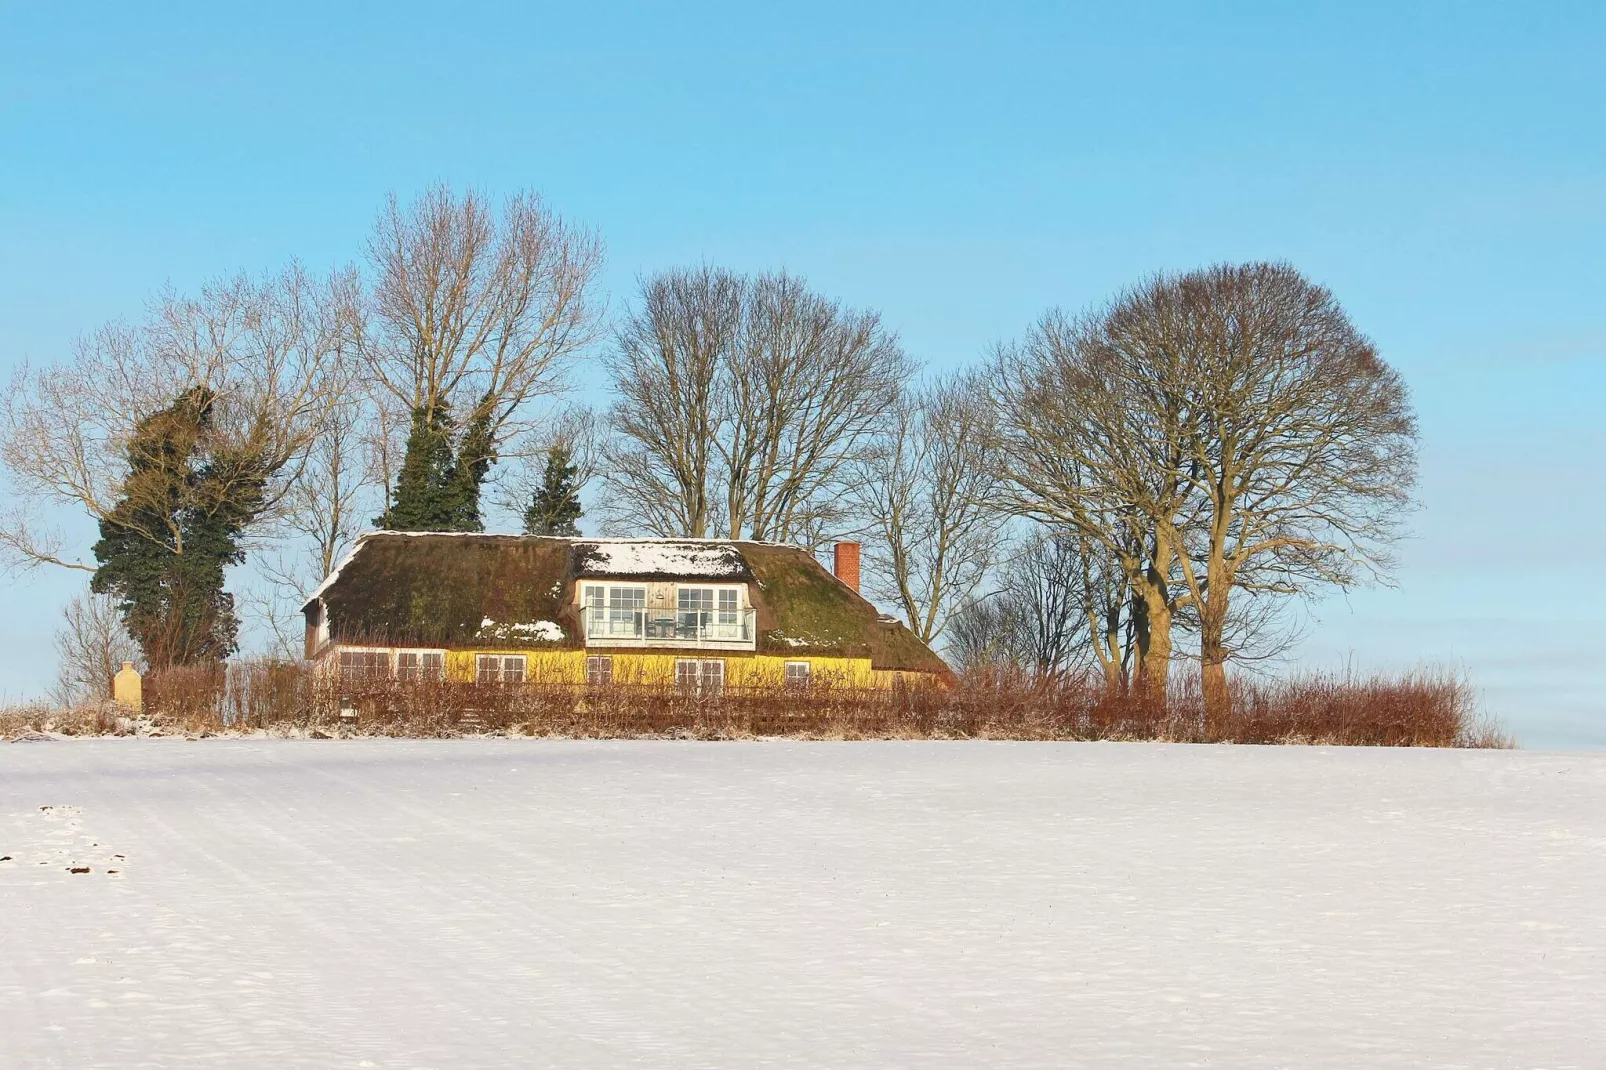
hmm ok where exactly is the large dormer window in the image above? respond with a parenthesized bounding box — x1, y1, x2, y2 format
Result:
(678, 586, 742, 640)
(580, 580, 754, 648)
(678, 587, 739, 622)
(583, 584, 646, 638)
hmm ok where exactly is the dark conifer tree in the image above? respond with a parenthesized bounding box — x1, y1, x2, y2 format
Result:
(379, 398, 499, 532)
(444, 406, 497, 532)
(522, 446, 583, 536)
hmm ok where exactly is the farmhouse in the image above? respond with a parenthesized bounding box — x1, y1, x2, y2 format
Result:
(302, 533, 952, 690)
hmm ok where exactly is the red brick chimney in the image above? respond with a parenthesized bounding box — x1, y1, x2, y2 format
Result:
(833, 541, 861, 593)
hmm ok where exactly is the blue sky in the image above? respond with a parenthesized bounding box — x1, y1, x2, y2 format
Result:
(1, 2, 1602, 745)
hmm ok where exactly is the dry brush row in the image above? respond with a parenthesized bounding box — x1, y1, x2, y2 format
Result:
(2, 660, 1510, 748)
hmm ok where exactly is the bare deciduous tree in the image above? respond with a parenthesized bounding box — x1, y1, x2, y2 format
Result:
(722, 273, 910, 544)
(1, 263, 354, 574)
(989, 305, 1197, 695)
(1154, 263, 1417, 715)
(50, 588, 141, 707)
(603, 268, 909, 546)
(603, 266, 742, 537)
(360, 185, 604, 512)
(853, 377, 1004, 644)
(246, 365, 380, 658)
(946, 530, 1085, 678)
(990, 263, 1417, 714)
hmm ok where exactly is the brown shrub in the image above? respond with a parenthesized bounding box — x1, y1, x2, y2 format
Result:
(34, 657, 1509, 747)
(0, 701, 131, 738)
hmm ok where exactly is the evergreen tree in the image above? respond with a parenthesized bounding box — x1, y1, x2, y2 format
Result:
(378, 396, 501, 532)
(523, 446, 584, 536)
(444, 406, 496, 532)
(90, 387, 262, 668)
(379, 404, 458, 530)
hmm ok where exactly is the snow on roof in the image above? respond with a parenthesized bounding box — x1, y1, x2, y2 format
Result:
(573, 540, 749, 578)
(303, 532, 772, 610)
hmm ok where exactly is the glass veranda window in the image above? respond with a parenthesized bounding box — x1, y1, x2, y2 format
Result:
(677, 587, 714, 637)
(585, 585, 646, 637)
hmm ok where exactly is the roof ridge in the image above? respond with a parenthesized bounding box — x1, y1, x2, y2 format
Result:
(361, 530, 811, 549)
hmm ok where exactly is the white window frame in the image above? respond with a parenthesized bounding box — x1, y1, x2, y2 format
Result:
(586, 655, 613, 687)
(395, 649, 446, 682)
(583, 583, 648, 638)
(476, 654, 527, 684)
(784, 660, 811, 689)
(675, 658, 725, 695)
(338, 648, 391, 681)
(676, 584, 746, 640)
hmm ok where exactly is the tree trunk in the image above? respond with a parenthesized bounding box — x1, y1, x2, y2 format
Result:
(1201, 656, 1228, 731)
(1131, 581, 1171, 699)
(1199, 558, 1231, 732)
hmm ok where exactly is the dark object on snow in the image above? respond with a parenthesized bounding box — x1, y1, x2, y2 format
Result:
(68, 866, 90, 874)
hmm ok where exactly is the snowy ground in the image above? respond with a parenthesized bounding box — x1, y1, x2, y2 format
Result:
(2, 741, 1602, 1069)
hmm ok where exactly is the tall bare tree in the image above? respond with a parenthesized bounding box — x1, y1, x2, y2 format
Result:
(1, 262, 353, 575)
(361, 185, 604, 528)
(989, 303, 1197, 695)
(722, 273, 910, 543)
(604, 266, 742, 537)
(1153, 263, 1417, 715)
(991, 263, 1416, 713)
(603, 267, 909, 545)
(247, 364, 380, 657)
(853, 377, 1004, 644)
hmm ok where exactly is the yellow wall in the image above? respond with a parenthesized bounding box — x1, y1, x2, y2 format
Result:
(445, 649, 587, 684)
(442, 647, 895, 688)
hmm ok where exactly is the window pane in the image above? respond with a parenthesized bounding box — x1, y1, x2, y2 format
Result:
(476, 655, 500, 683)
(678, 588, 714, 611)
(503, 657, 525, 684)
(340, 650, 389, 681)
(587, 656, 612, 686)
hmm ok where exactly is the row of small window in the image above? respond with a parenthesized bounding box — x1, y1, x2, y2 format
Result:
(339, 650, 528, 683)
(338, 650, 814, 689)
(339, 650, 445, 681)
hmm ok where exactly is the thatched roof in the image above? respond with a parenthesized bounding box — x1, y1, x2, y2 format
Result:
(306, 533, 952, 676)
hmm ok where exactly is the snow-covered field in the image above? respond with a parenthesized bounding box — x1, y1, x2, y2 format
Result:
(2, 741, 1602, 1069)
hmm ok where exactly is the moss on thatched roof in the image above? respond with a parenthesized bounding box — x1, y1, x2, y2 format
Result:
(737, 543, 952, 676)
(308, 532, 951, 677)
